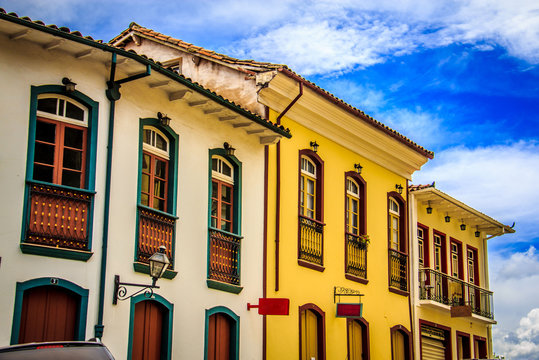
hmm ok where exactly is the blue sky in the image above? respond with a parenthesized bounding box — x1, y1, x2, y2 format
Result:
(3, 0, 539, 358)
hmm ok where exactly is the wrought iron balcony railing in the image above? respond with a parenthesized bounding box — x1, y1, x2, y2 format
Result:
(298, 215, 324, 266)
(419, 268, 494, 319)
(208, 228, 241, 285)
(345, 233, 367, 279)
(25, 181, 93, 251)
(137, 206, 175, 269)
(389, 249, 408, 292)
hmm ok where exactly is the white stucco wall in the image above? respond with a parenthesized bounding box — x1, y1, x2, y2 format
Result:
(0, 30, 267, 360)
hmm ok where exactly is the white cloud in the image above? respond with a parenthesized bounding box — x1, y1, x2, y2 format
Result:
(495, 247, 539, 280)
(494, 308, 539, 360)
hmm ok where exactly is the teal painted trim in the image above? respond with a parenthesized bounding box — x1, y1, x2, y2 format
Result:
(0, 13, 291, 139)
(26, 180, 97, 195)
(203, 306, 240, 360)
(20, 243, 93, 261)
(11, 277, 89, 345)
(206, 279, 243, 294)
(22, 86, 99, 255)
(135, 119, 179, 268)
(133, 262, 178, 279)
(207, 149, 243, 286)
(127, 294, 174, 360)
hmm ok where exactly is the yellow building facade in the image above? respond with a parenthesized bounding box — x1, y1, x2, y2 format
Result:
(409, 185, 514, 359)
(259, 71, 433, 360)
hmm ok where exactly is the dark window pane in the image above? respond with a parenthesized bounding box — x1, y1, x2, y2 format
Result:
(154, 179, 166, 198)
(141, 174, 150, 193)
(221, 185, 232, 202)
(155, 159, 167, 178)
(153, 198, 165, 211)
(36, 121, 56, 143)
(222, 162, 231, 177)
(33, 164, 53, 183)
(142, 154, 150, 172)
(66, 101, 84, 120)
(62, 169, 81, 188)
(221, 219, 231, 232)
(141, 193, 149, 206)
(212, 181, 218, 199)
(155, 133, 167, 151)
(34, 143, 55, 165)
(63, 148, 82, 170)
(212, 158, 218, 172)
(64, 127, 84, 149)
(221, 203, 231, 221)
(211, 217, 218, 228)
(143, 129, 152, 145)
(211, 199, 218, 217)
(58, 99, 65, 116)
(37, 98, 57, 115)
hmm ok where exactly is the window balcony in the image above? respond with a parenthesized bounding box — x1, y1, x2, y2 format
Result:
(137, 206, 175, 271)
(298, 215, 325, 270)
(345, 233, 367, 281)
(389, 249, 408, 293)
(22, 181, 94, 260)
(208, 228, 241, 286)
(419, 268, 494, 321)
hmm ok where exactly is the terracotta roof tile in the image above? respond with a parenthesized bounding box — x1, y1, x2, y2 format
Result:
(409, 182, 436, 191)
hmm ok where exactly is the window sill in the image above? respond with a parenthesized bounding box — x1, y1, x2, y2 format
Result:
(389, 287, 409, 297)
(207, 279, 243, 294)
(298, 259, 325, 272)
(345, 274, 369, 285)
(133, 262, 178, 279)
(20, 243, 93, 261)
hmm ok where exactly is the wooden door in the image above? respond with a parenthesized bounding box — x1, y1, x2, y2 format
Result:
(208, 313, 232, 360)
(301, 309, 319, 360)
(348, 320, 363, 360)
(18, 285, 78, 343)
(132, 300, 165, 360)
(392, 330, 406, 360)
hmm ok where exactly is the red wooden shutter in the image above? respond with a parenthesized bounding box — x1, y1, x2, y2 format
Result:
(132, 301, 164, 360)
(208, 313, 232, 360)
(19, 286, 78, 343)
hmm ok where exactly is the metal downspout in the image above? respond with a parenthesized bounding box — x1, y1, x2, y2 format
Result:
(95, 53, 151, 339)
(275, 82, 302, 292)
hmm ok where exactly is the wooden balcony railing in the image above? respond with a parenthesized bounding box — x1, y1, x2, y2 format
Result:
(208, 228, 241, 285)
(345, 233, 367, 278)
(137, 206, 175, 269)
(389, 249, 408, 291)
(298, 215, 324, 266)
(419, 268, 494, 319)
(25, 182, 93, 251)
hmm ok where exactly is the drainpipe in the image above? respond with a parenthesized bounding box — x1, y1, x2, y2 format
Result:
(274, 82, 303, 292)
(406, 179, 416, 360)
(95, 53, 151, 339)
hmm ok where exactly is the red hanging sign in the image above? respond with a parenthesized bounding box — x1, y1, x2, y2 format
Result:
(247, 298, 290, 315)
(336, 303, 363, 318)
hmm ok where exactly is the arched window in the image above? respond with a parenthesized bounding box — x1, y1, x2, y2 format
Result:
(389, 197, 400, 251)
(300, 156, 317, 219)
(347, 318, 370, 360)
(299, 304, 326, 360)
(345, 172, 367, 281)
(388, 192, 408, 293)
(141, 126, 170, 212)
(33, 95, 88, 188)
(211, 156, 235, 232)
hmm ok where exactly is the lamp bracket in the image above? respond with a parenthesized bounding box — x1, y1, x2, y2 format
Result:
(334, 286, 364, 304)
(113, 275, 160, 305)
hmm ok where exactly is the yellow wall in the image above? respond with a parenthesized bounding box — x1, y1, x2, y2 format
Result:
(415, 200, 492, 358)
(266, 110, 413, 359)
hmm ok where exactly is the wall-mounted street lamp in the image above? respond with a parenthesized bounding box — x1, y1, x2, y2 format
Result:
(445, 213, 451, 223)
(157, 112, 171, 126)
(62, 77, 77, 92)
(395, 184, 403, 194)
(460, 219, 467, 231)
(113, 246, 170, 305)
(426, 201, 433, 214)
(475, 226, 481, 238)
(310, 141, 319, 153)
(354, 163, 363, 174)
(224, 142, 236, 156)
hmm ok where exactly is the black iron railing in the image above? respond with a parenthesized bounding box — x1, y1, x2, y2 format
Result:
(208, 228, 241, 285)
(298, 215, 324, 265)
(389, 249, 408, 291)
(346, 233, 367, 278)
(137, 206, 176, 269)
(25, 181, 93, 250)
(419, 268, 494, 319)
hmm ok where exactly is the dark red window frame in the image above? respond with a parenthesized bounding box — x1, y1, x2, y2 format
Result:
(141, 151, 169, 212)
(298, 149, 324, 222)
(387, 192, 407, 253)
(450, 238, 464, 280)
(418, 223, 430, 268)
(433, 230, 447, 274)
(466, 245, 480, 286)
(33, 117, 87, 188)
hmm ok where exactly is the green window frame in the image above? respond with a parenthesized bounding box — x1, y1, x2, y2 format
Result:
(134, 118, 179, 279)
(10, 277, 89, 345)
(21, 85, 99, 261)
(204, 306, 240, 360)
